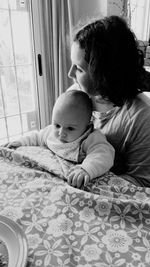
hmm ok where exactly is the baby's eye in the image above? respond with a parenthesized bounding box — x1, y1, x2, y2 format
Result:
(55, 124, 60, 128)
(68, 127, 75, 131)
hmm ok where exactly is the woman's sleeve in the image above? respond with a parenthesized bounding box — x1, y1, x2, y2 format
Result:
(124, 111, 150, 184)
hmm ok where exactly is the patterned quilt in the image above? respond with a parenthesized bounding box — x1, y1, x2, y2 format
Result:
(0, 146, 150, 267)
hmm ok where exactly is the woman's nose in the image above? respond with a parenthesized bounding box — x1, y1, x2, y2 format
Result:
(68, 65, 76, 79)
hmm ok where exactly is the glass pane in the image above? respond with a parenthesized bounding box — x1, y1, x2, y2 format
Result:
(0, 67, 20, 115)
(9, 0, 28, 11)
(11, 11, 32, 64)
(0, 138, 7, 145)
(21, 113, 28, 132)
(17, 66, 35, 112)
(8, 0, 16, 9)
(0, 89, 4, 118)
(9, 134, 22, 142)
(0, 10, 14, 65)
(0, 118, 7, 139)
(0, 0, 40, 144)
(0, 0, 8, 9)
(21, 111, 39, 133)
(7, 115, 21, 136)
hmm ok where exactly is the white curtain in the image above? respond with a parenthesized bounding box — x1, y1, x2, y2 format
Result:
(38, 0, 75, 123)
(129, 0, 150, 41)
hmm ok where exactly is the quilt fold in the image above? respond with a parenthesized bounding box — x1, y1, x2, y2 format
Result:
(0, 146, 150, 267)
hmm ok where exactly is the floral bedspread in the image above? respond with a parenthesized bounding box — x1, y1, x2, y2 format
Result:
(0, 146, 150, 267)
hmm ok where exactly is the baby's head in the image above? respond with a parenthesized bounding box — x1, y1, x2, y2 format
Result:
(52, 90, 93, 143)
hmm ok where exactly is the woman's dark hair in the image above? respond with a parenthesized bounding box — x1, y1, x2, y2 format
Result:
(73, 15, 144, 106)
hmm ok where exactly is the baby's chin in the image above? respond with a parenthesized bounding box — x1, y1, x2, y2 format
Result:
(59, 138, 68, 143)
(59, 138, 77, 143)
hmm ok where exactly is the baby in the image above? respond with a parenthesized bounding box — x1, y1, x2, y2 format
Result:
(6, 90, 115, 188)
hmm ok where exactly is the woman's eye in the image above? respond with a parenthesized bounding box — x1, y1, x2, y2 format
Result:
(75, 65, 83, 72)
(76, 67, 83, 72)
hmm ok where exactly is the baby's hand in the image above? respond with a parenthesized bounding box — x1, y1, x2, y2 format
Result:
(67, 165, 90, 188)
(3, 141, 22, 149)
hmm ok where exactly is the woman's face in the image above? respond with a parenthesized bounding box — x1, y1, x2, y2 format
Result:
(68, 42, 93, 94)
(68, 41, 114, 112)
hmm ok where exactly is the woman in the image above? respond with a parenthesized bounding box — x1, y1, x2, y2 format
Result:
(68, 15, 150, 187)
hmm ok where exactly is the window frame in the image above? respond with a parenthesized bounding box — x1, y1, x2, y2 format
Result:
(30, 0, 51, 128)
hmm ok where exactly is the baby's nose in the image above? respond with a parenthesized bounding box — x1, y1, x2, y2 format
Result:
(59, 128, 66, 137)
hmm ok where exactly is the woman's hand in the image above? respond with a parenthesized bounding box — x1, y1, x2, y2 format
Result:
(67, 165, 90, 188)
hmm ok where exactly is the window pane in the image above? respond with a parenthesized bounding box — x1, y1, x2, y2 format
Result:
(9, 134, 22, 142)
(21, 113, 28, 132)
(11, 11, 32, 64)
(0, 118, 7, 139)
(0, 0, 40, 144)
(0, 10, 14, 65)
(7, 115, 21, 136)
(0, 67, 20, 115)
(0, 138, 7, 145)
(17, 66, 35, 112)
(0, 89, 4, 118)
(21, 111, 39, 133)
(0, 0, 8, 9)
(9, 0, 28, 11)
(8, 0, 17, 9)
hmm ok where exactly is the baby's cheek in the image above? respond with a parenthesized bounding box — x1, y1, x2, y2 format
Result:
(53, 129, 59, 139)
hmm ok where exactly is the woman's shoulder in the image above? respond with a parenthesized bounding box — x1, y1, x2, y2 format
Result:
(103, 94, 150, 135)
(137, 92, 150, 108)
(119, 93, 150, 119)
(115, 93, 150, 135)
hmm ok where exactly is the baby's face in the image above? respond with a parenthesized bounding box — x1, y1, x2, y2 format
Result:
(52, 106, 89, 143)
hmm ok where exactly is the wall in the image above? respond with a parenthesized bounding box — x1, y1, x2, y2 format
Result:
(69, 0, 127, 26)
(70, 0, 107, 26)
(77, 0, 107, 20)
(70, 0, 150, 42)
(107, 0, 127, 16)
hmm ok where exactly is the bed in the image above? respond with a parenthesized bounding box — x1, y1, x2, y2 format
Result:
(0, 145, 150, 267)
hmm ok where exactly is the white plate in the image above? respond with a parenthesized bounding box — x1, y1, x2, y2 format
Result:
(0, 215, 28, 267)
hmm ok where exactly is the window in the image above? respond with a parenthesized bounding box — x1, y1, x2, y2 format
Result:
(0, 0, 42, 145)
(129, 0, 150, 41)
